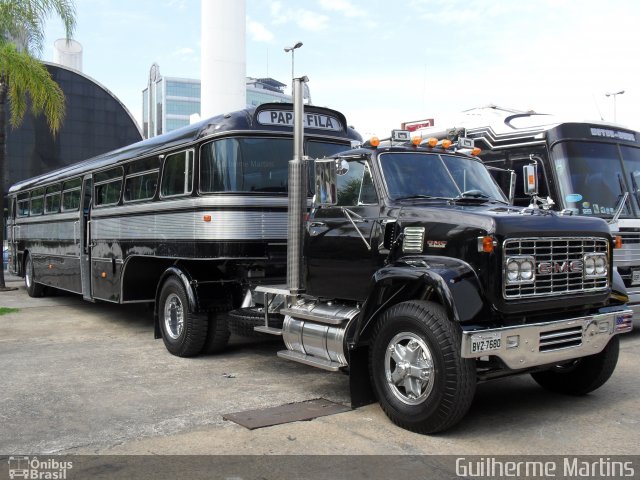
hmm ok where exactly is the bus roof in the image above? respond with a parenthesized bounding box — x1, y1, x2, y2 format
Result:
(9, 102, 361, 194)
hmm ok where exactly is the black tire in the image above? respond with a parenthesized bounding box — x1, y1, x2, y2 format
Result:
(24, 253, 45, 298)
(200, 312, 231, 354)
(227, 307, 284, 337)
(531, 336, 620, 395)
(369, 300, 476, 434)
(158, 277, 208, 357)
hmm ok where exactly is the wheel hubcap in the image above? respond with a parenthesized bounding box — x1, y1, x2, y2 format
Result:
(164, 293, 184, 340)
(384, 332, 435, 405)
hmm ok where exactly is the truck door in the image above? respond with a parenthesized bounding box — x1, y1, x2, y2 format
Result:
(79, 174, 93, 300)
(305, 158, 381, 301)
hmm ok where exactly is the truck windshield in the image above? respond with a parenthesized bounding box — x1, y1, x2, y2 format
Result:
(200, 137, 349, 193)
(379, 152, 507, 202)
(551, 141, 634, 217)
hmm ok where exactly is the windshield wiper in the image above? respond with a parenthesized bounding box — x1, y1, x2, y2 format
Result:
(452, 190, 508, 205)
(393, 194, 451, 201)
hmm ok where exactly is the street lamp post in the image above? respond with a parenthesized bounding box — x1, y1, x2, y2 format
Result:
(284, 41, 303, 95)
(606, 90, 625, 122)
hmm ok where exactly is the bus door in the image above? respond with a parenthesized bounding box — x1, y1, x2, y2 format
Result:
(79, 174, 93, 301)
(8, 197, 19, 274)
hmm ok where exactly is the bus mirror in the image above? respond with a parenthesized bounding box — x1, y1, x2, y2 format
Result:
(314, 158, 338, 206)
(508, 170, 516, 204)
(523, 164, 538, 196)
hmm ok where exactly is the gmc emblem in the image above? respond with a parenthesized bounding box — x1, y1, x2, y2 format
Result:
(537, 261, 583, 275)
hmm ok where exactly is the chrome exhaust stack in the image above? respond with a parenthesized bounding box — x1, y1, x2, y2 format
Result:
(287, 76, 309, 296)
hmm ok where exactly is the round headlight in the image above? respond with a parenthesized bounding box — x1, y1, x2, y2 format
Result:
(520, 260, 534, 280)
(507, 261, 520, 281)
(585, 257, 596, 275)
(595, 256, 606, 275)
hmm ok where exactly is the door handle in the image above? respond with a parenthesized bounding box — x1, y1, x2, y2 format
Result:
(309, 221, 327, 228)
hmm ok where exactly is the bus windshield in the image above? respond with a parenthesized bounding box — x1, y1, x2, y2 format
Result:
(551, 141, 633, 217)
(379, 152, 507, 202)
(200, 137, 349, 193)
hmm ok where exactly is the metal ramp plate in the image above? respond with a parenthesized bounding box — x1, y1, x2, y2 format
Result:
(222, 398, 350, 430)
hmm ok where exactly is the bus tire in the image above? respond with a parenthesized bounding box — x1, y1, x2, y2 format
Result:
(531, 335, 619, 395)
(201, 312, 231, 354)
(24, 253, 45, 298)
(369, 300, 476, 434)
(158, 277, 208, 357)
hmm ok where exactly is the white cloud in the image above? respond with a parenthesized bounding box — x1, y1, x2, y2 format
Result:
(318, 0, 364, 18)
(248, 19, 274, 42)
(267, 1, 329, 32)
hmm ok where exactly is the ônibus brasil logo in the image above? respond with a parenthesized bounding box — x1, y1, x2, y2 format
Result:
(7, 456, 72, 479)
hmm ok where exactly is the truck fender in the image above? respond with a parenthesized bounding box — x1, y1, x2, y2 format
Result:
(356, 256, 487, 343)
(610, 269, 629, 305)
(153, 265, 199, 339)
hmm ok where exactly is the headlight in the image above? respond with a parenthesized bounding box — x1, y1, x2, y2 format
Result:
(584, 253, 607, 278)
(505, 256, 536, 284)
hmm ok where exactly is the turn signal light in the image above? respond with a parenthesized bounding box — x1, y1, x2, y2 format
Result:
(477, 235, 495, 253)
(203, 214, 212, 222)
(614, 235, 623, 249)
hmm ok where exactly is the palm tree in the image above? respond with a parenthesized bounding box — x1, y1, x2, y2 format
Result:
(0, 0, 75, 289)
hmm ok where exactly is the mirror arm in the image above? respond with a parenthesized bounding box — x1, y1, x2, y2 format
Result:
(342, 207, 371, 251)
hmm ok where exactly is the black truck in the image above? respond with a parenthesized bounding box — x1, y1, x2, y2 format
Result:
(232, 79, 633, 434)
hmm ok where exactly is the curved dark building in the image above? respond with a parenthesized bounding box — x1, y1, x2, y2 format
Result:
(4, 62, 142, 195)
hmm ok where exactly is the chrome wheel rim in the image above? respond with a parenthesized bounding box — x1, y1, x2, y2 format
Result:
(25, 257, 33, 288)
(164, 293, 184, 340)
(384, 332, 435, 405)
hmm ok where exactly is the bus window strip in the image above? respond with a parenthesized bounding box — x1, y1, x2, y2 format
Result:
(159, 149, 195, 199)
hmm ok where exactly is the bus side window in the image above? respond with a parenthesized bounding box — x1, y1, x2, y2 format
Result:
(44, 184, 61, 214)
(161, 150, 194, 198)
(17, 193, 30, 217)
(124, 157, 159, 202)
(94, 167, 123, 206)
(62, 178, 82, 211)
(30, 188, 45, 216)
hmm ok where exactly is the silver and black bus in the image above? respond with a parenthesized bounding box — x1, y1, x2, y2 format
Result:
(7, 102, 360, 356)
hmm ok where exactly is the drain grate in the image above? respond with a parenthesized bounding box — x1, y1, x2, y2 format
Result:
(222, 398, 351, 430)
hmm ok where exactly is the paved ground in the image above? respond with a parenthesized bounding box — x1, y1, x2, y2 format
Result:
(0, 276, 639, 458)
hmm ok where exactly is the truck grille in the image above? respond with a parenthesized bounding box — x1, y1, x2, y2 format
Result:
(503, 237, 609, 299)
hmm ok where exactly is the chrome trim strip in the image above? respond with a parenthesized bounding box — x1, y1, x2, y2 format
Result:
(461, 309, 633, 369)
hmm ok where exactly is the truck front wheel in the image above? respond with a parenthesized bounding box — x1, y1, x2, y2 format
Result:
(531, 336, 619, 395)
(369, 300, 476, 434)
(158, 277, 208, 357)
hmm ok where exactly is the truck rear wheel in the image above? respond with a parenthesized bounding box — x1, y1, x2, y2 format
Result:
(531, 335, 619, 395)
(159, 277, 208, 357)
(369, 300, 476, 434)
(200, 312, 231, 354)
(24, 253, 45, 298)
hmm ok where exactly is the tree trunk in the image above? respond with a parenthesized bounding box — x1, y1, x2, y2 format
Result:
(0, 75, 7, 288)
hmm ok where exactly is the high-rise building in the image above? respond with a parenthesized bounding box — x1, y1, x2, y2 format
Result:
(142, 64, 291, 139)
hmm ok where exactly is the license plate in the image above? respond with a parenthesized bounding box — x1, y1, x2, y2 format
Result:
(470, 332, 501, 353)
(632, 270, 640, 286)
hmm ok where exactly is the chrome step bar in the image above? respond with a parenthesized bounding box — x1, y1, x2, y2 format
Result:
(277, 350, 346, 372)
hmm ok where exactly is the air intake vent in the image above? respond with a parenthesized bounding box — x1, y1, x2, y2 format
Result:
(539, 326, 583, 352)
(402, 227, 425, 253)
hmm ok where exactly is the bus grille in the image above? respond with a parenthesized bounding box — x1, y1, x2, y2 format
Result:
(503, 237, 609, 299)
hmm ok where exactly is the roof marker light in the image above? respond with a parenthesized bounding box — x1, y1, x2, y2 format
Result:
(471, 147, 481, 156)
(441, 139, 452, 149)
(426, 137, 438, 147)
(370, 137, 380, 147)
(411, 136, 421, 146)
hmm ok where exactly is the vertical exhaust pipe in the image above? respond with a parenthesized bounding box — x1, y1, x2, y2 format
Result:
(287, 76, 309, 295)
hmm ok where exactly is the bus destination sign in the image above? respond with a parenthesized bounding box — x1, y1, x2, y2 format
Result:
(257, 110, 343, 132)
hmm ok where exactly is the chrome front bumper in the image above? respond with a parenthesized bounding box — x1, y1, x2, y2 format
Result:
(461, 309, 633, 370)
(625, 287, 640, 321)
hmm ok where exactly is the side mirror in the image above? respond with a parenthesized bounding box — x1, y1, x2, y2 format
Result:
(314, 158, 338, 206)
(523, 164, 538, 196)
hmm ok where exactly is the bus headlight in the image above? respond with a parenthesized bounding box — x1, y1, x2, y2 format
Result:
(505, 256, 536, 284)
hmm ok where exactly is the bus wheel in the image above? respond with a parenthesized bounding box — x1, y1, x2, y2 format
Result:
(531, 336, 619, 395)
(24, 254, 45, 298)
(200, 312, 231, 354)
(158, 277, 208, 357)
(369, 300, 476, 434)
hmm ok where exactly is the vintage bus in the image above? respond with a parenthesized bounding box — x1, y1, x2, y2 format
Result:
(6, 102, 361, 356)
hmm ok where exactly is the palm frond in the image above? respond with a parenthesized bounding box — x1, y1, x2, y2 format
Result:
(0, 42, 65, 134)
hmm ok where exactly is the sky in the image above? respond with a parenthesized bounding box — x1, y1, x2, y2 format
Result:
(42, 0, 640, 139)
